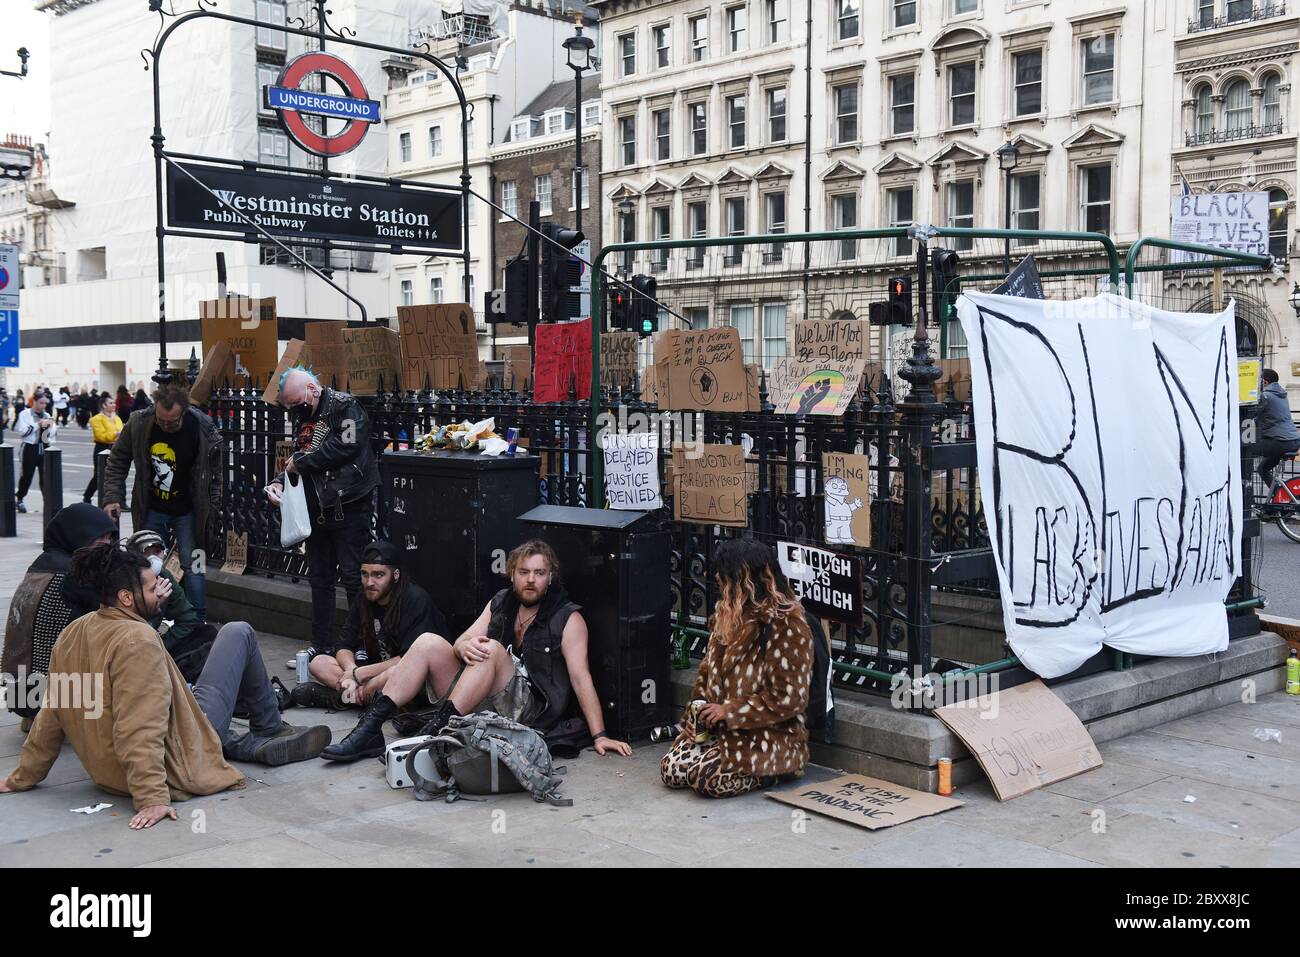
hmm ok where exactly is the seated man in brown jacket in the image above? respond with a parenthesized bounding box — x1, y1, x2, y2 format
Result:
(0, 542, 332, 829)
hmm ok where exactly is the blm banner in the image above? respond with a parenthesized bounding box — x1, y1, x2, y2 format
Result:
(957, 291, 1241, 678)
(167, 163, 463, 253)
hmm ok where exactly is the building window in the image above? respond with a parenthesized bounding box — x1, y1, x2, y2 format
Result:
(729, 305, 756, 363)
(545, 111, 565, 135)
(837, 0, 860, 40)
(688, 201, 707, 267)
(1226, 0, 1252, 22)
(1013, 50, 1042, 117)
(767, 87, 788, 142)
(1269, 189, 1289, 260)
(768, 0, 789, 42)
(620, 211, 636, 270)
(536, 175, 552, 216)
(620, 33, 636, 76)
(949, 63, 976, 127)
(947, 181, 975, 250)
(1263, 73, 1282, 129)
(653, 24, 670, 69)
(728, 94, 747, 149)
(583, 101, 601, 127)
(727, 5, 747, 52)
(1195, 84, 1213, 137)
(466, 275, 475, 309)
(501, 180, 518, 218)
(572, 168, 590, 210)
(652, 206, 671, 269)
(888, 186, 914, 256)
(619, 116, 637, 166)
(1081, 34, 1115, 106)
(833, 83, 858, 144)
(1197, 0, 1214, 28)
(689, 14, 709, 61)
(690, 102, 708, 155)
(430, 277, 444, 303)
(762, 303, 787, 367)
(256, 0, 287, 50)
(1079, 163, 1112, 233)
(890, 74, 915, 135)
(429, 125, 443, 156)
(257, 63, 278, 117)
(893, 0, 917, 28)
(833, 193, 857, 261)
(1011, 171, 1041, 244)
(765, 192, 786, 259)
(400, 279, 413, 306)
(512, 118, 530, 141)
(259, 127, 289, 167)
(952, 0, 977, 13)
(1224, 79, 1251, 132)
(653, 109, 671, 160)
(399, 131, 412, 163)
(465, 119, 475, 150)
(687, 307, 709, 329)
(726, 196, 747, 264)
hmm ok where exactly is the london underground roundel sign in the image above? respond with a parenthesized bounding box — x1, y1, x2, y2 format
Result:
(265, 51, 380, 158)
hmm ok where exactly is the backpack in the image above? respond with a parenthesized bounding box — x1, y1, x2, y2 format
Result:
(405, 711, 573, 807)
(759, 608, 836, 744)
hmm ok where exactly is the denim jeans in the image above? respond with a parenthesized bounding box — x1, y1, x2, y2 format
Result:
(304, 494, 372, 652)
(145, 509, 205, 620)
(191, 621, 283, 762)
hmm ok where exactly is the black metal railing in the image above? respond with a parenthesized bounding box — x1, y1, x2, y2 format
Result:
(1188, 0, 1285, 32)
(1185, 121, 1284, 146)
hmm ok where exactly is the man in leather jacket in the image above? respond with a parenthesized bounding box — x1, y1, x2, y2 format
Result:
(266, 368, 378, 657)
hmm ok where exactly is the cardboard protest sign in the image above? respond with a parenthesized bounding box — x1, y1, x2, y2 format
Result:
(793, 319, 868, 363)
(601, 331, 639, 388)
(768, 773, 962, 830)
(937, 358, 972, 403)
(767, 357, 865, 415)
(672, 443, 747, 527)
(343, 326, 403, 396)
(262, 339, 307, 405)
(934, 679, 1102, 801)
(200, 297, 279, 388)
(502, 345, 532, 390)
(164, 547, 184, 583)
(658, 327, 749, 412)
(775, 541, 863, 625)
(302, 320, 349, 389)
(603, 432, 662, 510)
(821, 452, 871, 547)
(745, 364, 762, 412)
(991, 255, 1045, 299)
(222, 530, 248, 576)
(534, 319, 593, 403)
(1238, 357, 1261, 405)
(930, 469, 981, 516)
(397, 303, 481, 391)
(273, 440, 295, 478)
(189, 340, 231, 407)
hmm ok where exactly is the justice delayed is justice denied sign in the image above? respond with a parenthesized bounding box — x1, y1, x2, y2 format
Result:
(957, 291, 1242, 679)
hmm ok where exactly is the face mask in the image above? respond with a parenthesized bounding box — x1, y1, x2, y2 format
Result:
(147, 555, 164, 575)
(293, 402, 314, 418)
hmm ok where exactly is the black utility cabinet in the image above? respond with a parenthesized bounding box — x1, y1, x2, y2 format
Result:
(382, 450, 540, 638)
(519, 505, 672, 742)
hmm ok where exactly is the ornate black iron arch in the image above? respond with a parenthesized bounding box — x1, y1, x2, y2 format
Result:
(142, 0, 473, 384)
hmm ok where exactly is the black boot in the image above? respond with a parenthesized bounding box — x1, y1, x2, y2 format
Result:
(319, 693, 398, 762)
(416, 701, 460, 737)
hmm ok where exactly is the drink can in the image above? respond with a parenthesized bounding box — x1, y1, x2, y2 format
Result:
(296, 651, 310, 684)
(506, 427, 519, 456)
(937, 756, 953, 796)
(649, 724, 681, 743)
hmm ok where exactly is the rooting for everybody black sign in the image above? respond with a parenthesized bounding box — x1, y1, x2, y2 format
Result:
(167, 163, 463, 253)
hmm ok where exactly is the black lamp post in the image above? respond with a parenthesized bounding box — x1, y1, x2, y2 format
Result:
(997, 140, 1020, 275)
(1289, 281, 1300, 319)
(562, 21, 595, 236)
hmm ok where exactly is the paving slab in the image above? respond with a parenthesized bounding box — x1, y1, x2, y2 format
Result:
(1048, 810, 1300, 868)
(1104, 774, 1299, 845)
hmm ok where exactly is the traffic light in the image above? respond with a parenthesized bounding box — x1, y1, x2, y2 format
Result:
(931, 248, 961, 327)
(888, 275, 912, 325)
(630, 274, 658, 337)
(607, 284, 630, 331)
(485, 257, 530, 325)
(540, 223, 584, 323)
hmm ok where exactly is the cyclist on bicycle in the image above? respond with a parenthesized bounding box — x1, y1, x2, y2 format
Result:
(1251, 368, 1300, 485)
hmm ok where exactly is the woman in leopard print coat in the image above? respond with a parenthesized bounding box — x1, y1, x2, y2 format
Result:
(660, 538, 814, 798)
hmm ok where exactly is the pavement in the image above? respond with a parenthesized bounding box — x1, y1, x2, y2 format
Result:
(0, 428, 1298, 867)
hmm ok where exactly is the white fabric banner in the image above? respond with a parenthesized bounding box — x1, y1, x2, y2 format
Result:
(957, 292, 1241, 678)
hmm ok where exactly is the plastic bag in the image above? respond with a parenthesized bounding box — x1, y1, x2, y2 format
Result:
(280, 472, 313, 547)
(1252, 728, 1282, 743)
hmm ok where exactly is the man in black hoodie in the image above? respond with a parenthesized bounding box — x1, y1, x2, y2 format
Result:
(1, 504, 118, 722)
(1249, 369, 1300, 485)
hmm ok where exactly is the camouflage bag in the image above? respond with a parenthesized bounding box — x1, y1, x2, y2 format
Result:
(406, 711, 572, 807)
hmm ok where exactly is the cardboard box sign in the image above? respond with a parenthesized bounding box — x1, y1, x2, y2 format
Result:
(672, 442, 748, 527)
(937, 358, 972, 403)
(659, 327, 749, 412)
(262, 339, 307, 405)
(601, 331, 639, 388)
(534, 319, 593, 403)
(502, 345, 532, 390)
(189, 340, 231, 407)
(343, 326, 403, 396)
(222, 531, 248, 576)
(821, 451, 871, 548)
(793, 319, 868, 364)
(200, 297, 279, 388)
(397, 303, 481, 391)
(776, 540, 863, 626)
(767, 354, 866, 416)
(768, 774, 962, 830)
(303, 320, 350, 390)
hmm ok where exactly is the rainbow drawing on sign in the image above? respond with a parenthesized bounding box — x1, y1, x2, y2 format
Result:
(784, 369, 847, 415)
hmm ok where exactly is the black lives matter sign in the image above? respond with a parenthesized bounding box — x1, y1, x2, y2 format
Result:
(776, 541, 862, 625)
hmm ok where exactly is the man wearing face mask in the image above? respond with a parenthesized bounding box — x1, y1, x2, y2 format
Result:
(102, 383, 222, 622)
(265, 367, 378, 661)
(0, 543, 332, 829)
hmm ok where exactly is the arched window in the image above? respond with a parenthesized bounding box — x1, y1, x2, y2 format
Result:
(1269, 188, 1289, 261)
(1195, 83, 1213, 136)
(1224, 79, 1251, 132)
(1236, 316, 1259, 357)
(1262, 72, 1282, 130)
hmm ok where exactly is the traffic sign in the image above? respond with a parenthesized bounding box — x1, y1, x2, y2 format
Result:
(0, 243, 18, 367)
(266, 51, 380, 158)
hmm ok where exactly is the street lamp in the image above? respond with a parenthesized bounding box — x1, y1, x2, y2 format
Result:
(997, 141, 1020, 275)
(1289, 281, 1300, 319)
(562, 21, 595, 236)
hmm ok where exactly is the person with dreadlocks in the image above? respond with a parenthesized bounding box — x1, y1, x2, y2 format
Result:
(292, 540, 449, 710)
(660, 537, 815, 798)
(0, 542, 333, 829)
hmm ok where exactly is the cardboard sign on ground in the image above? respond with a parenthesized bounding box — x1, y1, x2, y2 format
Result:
(222, 531, 248, 576)
(302, 320, 349, 390)
(189, 340, 231, 406)
(397, 303, 481, 391)
(672, 442, 747, 527)
(601, 331, 639, 388)
(343, 326, 403, 396)
(934, 679, 1103, 802)
(659, 327, 749, 412)
(534, 319, 593, 403)
(767, 773, 962, 830)
(822, 451, 871, 547)
(262, 338, 307, 405)
(200, 297, 279, 388)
